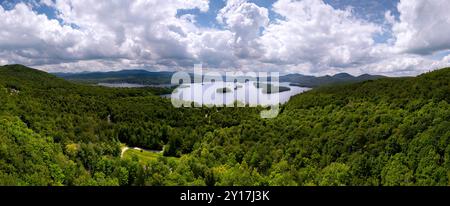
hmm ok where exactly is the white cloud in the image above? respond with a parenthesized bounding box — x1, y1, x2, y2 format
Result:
(443, 54, 450, 63)
(51, 0, 209, 61)
(359, 54, 450, 76)
(191, 29, 237, 68)
(259, 0, 382, 74)
(392, 0, 450, 55)
(40, 0, 55, 7)
(0, 3, 86, 64)
(217, 0, 269, 58)
(1, 0, 449, 76)
(0, 0, 213, 70)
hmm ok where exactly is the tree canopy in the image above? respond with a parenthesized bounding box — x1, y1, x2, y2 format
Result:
(0, 64, 449, 186)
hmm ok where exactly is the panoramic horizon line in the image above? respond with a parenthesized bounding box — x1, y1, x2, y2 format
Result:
(2, 63, 439, 78)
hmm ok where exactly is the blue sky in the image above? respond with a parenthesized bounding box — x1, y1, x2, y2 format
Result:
(2, 0, 399, 42)
(325, 0, 400, 23)
(175, 0, 400, 43)
(0, 0, 449, 76)
(1, 0, 58, 20)
(177, 0, 284, 29)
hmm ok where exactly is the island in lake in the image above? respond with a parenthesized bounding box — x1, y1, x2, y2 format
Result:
(216, 87, 232, 93)
(253, 82, 291, 94)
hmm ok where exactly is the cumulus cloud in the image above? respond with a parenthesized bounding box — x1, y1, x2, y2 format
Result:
(0, 3, 86, 64)
(259, 0, 382, 74)
(50, 0, 209, 61)
(392, 0, 450, 55)
(359, 54, 450, 76)
(0, 0, 449, 75)
(217, 0, 269, 58)
(0, 0, 216, 70)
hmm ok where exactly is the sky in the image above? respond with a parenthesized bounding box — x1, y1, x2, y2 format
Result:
(0, 0, 450, 76)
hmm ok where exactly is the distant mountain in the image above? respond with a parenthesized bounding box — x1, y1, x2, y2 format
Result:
(333, 73, 354, 79)
(0, 64, 69, 90)
(281, 72, 385, 88)
(55, 69, 385, 88)
(54, 70, 175, 85)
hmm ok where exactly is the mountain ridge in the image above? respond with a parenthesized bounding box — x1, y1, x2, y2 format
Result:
(52, 68, 386, 88)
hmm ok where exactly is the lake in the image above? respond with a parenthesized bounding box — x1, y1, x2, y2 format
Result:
(98, 83, 173, 88)
(169, 81, 310, 106)
(98, 83, 148, 88)
(99, 82, 310, 106)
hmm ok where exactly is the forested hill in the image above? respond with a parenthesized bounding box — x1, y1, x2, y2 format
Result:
(54, 69, 175, 85)
(0, 64, 449, 186)
(0, 64, 66, 88)
(286, 68, 450, 109)
(55, 68, 385, 88)
(280, 72, 385, 87)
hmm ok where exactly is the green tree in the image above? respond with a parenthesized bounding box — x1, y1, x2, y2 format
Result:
(318, 163, 351, 186)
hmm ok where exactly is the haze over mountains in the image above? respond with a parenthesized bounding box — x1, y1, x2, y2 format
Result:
(54, 70, 175, 86)
(54, 70, 385, 88)
(280, 73, 386, 87)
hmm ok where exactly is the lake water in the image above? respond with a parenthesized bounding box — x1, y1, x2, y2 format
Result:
(98, 82, 310, 106)
(98, 83, 174, 88)
(98, 83, 148, 88)
(169, 81, 310, 106)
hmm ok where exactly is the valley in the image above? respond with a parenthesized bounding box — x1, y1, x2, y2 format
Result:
(0, 64, 449, 186)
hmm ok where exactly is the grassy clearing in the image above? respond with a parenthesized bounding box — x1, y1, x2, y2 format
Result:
(123, 148, 161, 162)
(122, 147, 178, 164)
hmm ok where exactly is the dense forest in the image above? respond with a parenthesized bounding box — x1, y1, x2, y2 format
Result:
(0, 64, 449, 186)
(281, 72, 385, 88)
(54, 69, 175, 85)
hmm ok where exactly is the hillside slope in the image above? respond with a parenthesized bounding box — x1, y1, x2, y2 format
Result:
(281, 72, 385, 87)
(0, 65, 449, 186)
(54, 69, 175, 85)
(186, 68, 449, 186)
